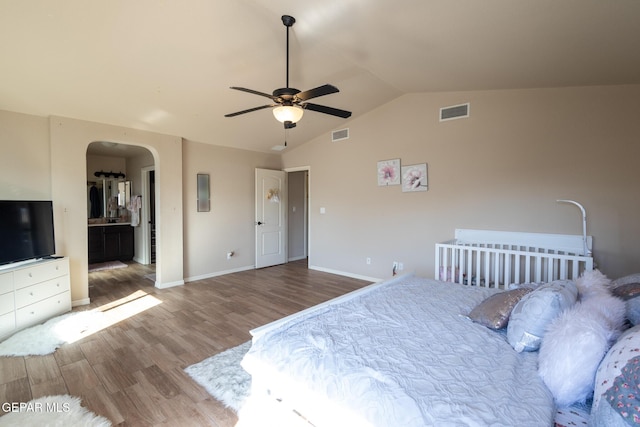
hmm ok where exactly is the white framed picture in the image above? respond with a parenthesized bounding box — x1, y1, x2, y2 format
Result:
(402, 163, 428, 192)
(377, 158, 401, 186)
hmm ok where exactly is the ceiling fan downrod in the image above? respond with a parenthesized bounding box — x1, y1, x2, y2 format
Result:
(282, 15, 295, 90)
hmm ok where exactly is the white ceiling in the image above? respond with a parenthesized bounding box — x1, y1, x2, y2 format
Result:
(2, 0, 639, 153)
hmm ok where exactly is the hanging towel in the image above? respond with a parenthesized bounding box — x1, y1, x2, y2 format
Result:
(128, 195, 142, 227)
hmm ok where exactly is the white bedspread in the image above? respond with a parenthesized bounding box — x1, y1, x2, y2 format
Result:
(241, 276, 554, 427)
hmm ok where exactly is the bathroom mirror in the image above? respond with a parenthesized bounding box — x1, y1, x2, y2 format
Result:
(104, 179, 131, 218)
(197, 174, 210, 212)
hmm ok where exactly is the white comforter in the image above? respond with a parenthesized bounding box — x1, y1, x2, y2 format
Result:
(241, 276, 554, 427)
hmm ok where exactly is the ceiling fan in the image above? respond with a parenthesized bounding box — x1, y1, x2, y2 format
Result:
(225, 15, 352, 129)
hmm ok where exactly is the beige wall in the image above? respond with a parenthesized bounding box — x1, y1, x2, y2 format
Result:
(50, 116, 184, 304)
(0, 110, 51, 200)
(182, 140, 281, 281)
(283, 85, 640, 281)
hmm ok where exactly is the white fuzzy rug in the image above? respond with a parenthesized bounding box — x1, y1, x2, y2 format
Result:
(0, 311, 109, 357)
(0, 395, 111, 426)
(184, 341, 252, 412)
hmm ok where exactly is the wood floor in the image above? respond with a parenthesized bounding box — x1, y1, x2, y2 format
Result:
(0, 260, 370, 426)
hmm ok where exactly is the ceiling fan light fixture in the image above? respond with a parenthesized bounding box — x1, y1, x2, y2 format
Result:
(273, 105, 304, 124)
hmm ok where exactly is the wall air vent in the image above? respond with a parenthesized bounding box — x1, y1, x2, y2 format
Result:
(440, 103, 470, 122)
(332, 128, 349, 142)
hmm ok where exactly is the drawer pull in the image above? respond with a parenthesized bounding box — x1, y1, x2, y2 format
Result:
(29, 292, 34, 296)
(28, 273, 33, 278)
(56, 283, 60, 287)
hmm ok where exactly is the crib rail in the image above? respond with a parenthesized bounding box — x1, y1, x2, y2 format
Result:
(435, 237, 593, 289)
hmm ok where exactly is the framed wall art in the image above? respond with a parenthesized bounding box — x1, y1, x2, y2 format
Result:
(377, 158, 401, 186)
(401, 163, 428, 192)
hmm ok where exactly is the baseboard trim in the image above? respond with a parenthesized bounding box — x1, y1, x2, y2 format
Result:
(155, 279, 185, 289)
(308, 265, 381, 283)
(72, 298, 91, 307)
(184, 265, 255, 283)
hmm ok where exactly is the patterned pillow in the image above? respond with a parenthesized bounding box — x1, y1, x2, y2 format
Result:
(592, 325, 640, 416)
(506, 280, 578, 352)
(468, 288, 532, 329)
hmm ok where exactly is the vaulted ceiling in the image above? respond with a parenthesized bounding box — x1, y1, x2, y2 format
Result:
(2, 1, 639, 153)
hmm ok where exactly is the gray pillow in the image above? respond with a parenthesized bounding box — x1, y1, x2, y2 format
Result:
(506, 280, 578, 352)
(468, 288, 532, 329)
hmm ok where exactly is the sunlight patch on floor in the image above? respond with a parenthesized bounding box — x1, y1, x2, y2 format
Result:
(57, 291, 162, 344)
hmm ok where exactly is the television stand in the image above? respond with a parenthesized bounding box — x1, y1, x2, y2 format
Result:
(0, 257, 71, 340)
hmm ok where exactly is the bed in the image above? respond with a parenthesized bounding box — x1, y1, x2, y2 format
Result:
(237, 230, 598, 426)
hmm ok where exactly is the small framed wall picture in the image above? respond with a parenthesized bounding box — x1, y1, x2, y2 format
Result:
(402, 163, 428, 192)
(377, 158, 401, 186)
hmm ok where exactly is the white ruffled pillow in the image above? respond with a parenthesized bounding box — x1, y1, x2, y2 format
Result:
(506, 280, 578, 352)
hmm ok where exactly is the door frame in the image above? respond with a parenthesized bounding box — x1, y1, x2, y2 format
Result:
(140, 165, 154, 265)
(284, 166, 311, 262)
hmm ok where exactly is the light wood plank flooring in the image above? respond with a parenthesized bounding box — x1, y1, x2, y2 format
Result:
(0, 259, 370, 426)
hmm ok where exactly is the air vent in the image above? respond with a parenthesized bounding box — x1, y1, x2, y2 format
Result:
(332, 128, 349, 142)
(440, 103, 470, 122)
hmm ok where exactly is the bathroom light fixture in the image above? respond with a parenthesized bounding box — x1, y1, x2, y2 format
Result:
(94, 170, 126, 179)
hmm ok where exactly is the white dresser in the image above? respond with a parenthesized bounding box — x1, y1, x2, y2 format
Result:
(0, 258, 71, 340)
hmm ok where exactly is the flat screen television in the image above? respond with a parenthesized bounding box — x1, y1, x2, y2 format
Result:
(0, 200, 56, 266)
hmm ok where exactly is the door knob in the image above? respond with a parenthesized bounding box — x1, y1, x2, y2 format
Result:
(256, 221, 263, 225)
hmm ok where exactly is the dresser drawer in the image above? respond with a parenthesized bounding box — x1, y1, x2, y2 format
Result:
(15, 275, 70, 309)
(13, 259, 69, 289)
(0, 271, 12, 294)
(0, 293, 15, 316)
(0, 311, 15, 338)
(16, 291, 71, 329)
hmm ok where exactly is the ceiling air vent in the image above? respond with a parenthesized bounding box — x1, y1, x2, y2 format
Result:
(440, 103, 470, 122)
(332, 128, 349, 142)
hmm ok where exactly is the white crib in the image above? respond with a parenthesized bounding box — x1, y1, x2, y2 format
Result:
(435, 229, 594, 289)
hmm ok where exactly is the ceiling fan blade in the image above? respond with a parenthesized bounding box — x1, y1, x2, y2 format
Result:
(230, 87, 277, 100)
(225, 104, 274, 117)
(302, 103, 352, 119)
(295, 84, 339, 102)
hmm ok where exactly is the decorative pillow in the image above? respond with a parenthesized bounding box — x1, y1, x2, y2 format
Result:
(506, 280, 578, 352)
(468, 288, 532, 329)
(612, 282, 640, 300)
(592, 325, 640, 412)
(538, 271, 626, 407)
(612, 273, 640, 287)
(591, 325, 640, 426)
(610, 283, 640, 325)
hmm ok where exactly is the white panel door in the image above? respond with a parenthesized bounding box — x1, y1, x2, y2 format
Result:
(255, 168, 287, 268)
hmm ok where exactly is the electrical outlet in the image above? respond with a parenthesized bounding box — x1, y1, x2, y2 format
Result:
(366, 257, 371, 265)
(226, 251, 234, 260)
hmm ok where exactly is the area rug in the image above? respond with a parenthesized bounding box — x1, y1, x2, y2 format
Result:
(88, 260, 128, 273)
(0, 311, 109, 356)
(0, 395, 111, 427)
(184, 341, 252, 412)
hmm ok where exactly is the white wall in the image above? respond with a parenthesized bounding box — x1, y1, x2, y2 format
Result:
(283, 85, 640, 281)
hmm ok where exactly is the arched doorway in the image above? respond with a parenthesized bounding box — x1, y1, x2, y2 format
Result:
(86, 141, 156, 291)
